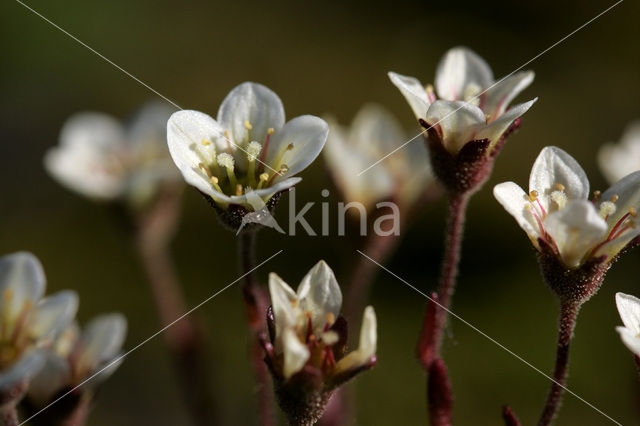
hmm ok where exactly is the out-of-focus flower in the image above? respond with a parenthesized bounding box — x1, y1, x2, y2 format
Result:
(389, 46, 536, 156)
(27, 313, 127, 406)
(598, 121, 640, 184)
(324, 104, 434, 211)
(615, 292, 640, 357)
(167, 82, 328, 215)
(0, 252, 78, 392)
(45, 102, 180, 206)
(264, 261, 376, 425)
(494, 146, 640, 269)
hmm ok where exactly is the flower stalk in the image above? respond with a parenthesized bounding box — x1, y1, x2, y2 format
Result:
(238, 230, 275, 426)
(134, 188, 216, 426)
(427, 358, 453, 426)
(537, 302, 580, 426)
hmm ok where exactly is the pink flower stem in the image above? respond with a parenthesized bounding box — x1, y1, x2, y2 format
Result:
(238, 230, 275, 426)
(537, 302, 580, 426)
(134, 187, 216, 426)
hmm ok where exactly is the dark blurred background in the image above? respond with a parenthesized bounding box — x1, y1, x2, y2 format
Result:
(2, 0, 640, 424)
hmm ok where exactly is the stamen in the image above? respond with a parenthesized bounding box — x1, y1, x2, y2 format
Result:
(217, 153, 237, 188)
(629, 207, 637, 217)
(528, 190, 539, 202)
(610, 194, 619, 203)
(273, 144, 294, 171)
(257, 173, 269, 189)
(236, 184, 243, 196)
(593, 190, 601, 201)
(555, 183, 565, 191)
(244, 120, 253, 130)
(550, 190, 568, 210)
(326, 312, 335, 326)
(201, 139, 211, 146)
(267, 165, 288, 187)
(209, 176, 223, 193)
(598, 201, 617, 219)
(258, 128, 275, 173)
(198, 163, 213, 178)
(246, 141, 262, 186)
(223, 131, 232, 153)
(425, 84, 436, 103)
(526, 204, 545, 236)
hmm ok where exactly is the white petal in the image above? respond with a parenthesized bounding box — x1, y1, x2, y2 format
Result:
(599, 120, 640, 184)
(268, 273, 298, 339)
(475, 98, 537, 148)
(0, 349, 46, 391)
(323, 117, 394, 208)
(601, 171, 640, 230)
(493, 182, 540, 239)
(166, 110, 228, 198)
(529, 146, 589, 213)
(217, 82, 285, 148)
(349, 104, 405, 155)
(27, 352, 70, 405)
(297, 261, 342, 332)
(264, 115, 328, 181)
(482, 71, 535, 119)
(0, 252, 46, 321)
(435, 47, 493, 101)
(424, 100, 486, 154)
(76, 313, 127, 374)
(335, 306, 377, 373)
(29, 291, 79, 340)
(543, 200, 607, 268)
(45, 113, 127, 199)
(282, 328, 310, 379)
(387, 72, 431, 120)
(127, 101, 175, 146)
(617, 326, 640, 357)
(616, 293, 640, 335)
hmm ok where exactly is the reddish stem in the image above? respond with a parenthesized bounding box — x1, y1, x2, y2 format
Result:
(502, 405, 521, 426)
(428, 359, 453, 426)
(135, 188, 216, 426)
(537, 302, 580, 426)
(431, 193, 470, 357)
(238, 231, 275, 426)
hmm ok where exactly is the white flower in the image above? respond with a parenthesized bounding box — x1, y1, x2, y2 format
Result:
(0, 252, 78, 390)
(167, 82, 329, 210)
(324, 104, 434, 210)
(598, 121, 640, 184)
(615, 292, 640, 356)
(389, 46, 536, 154)
(45, 102, 180, 204)
(28, 313, 127, 405)
(268, 261, 376, 380)
(494, 146, 640, 268)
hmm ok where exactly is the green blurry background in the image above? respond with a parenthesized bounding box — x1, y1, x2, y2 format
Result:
(2, 0, 640, 424)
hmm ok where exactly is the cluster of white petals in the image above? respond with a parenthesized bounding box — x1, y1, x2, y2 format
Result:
(167, 82, 329, 210)
(45, 102, 180, 204)
(324, 104, 434, 210)
(615, 292, 640, 357)
(28, 313, 127, 405)
(598, 121, 640, 184)
(389, 46, 536, 154)
(268, 261, 376, 380)
(0, 252, 78, 390)
(494, 146, 640, 268)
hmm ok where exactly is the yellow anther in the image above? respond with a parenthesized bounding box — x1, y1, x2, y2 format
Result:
(259, 173, 269, 182)
(286, 143, 294, 151)
(629, 207, 638, 217)
(236, 184, 243, 196)
(201, 139, 211, 146)
(209, 176, 218, 184)
(244, 120, 253, 130)
(593, 190, 601, 198)
(290, 299, 299, 308)
(555, 183, 565, 191)
(610, 194, 619, 203)
(528, 190, 539, 201)
(224, 130, 230, 138)
(425, 84, 435, 94)
(267, 128, 275, 135)
(326, 312, 335, 326)
(280, 164, 289, 173)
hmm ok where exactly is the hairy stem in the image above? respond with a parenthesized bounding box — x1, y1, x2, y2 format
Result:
(537, 302, 580, 426)
(432, 193, 470, 357)
(0, 405, 18, 426)
(239, 231, 275, 426)
(134, 188, 216, 426)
